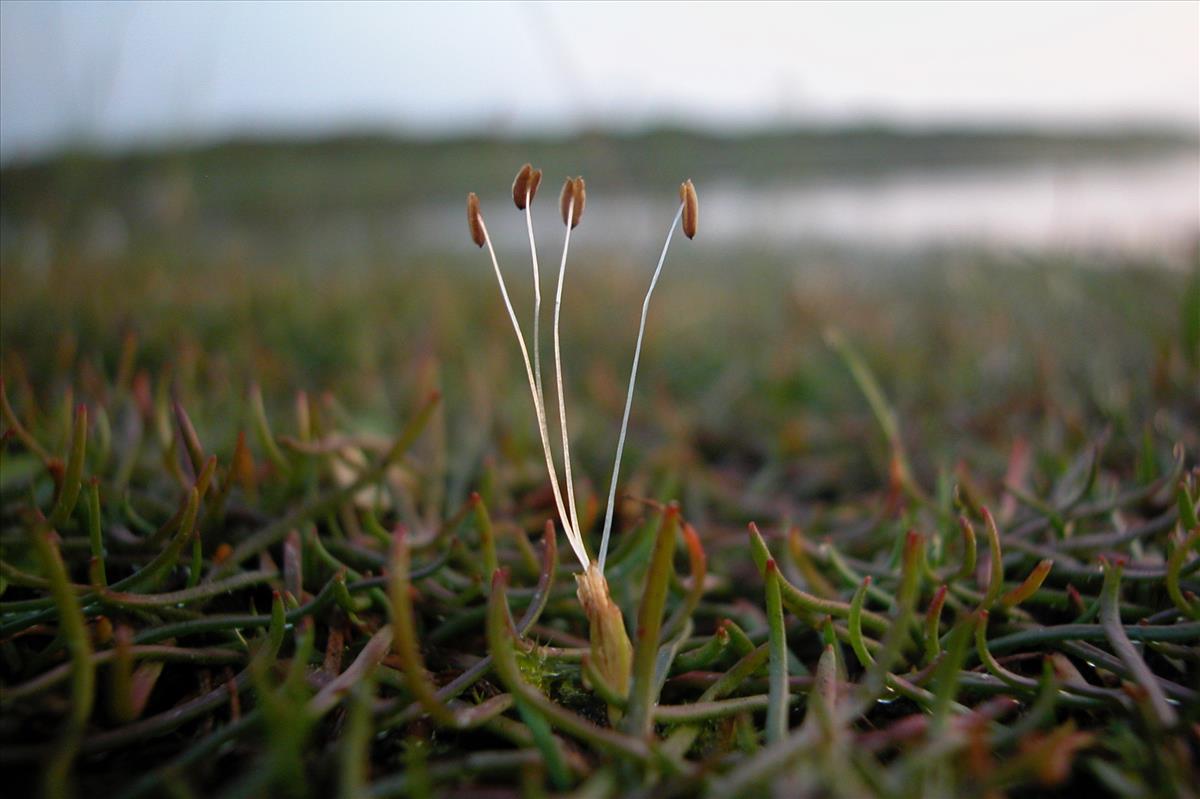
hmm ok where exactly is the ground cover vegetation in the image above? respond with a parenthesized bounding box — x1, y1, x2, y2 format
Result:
(1, 147, 1198, 797)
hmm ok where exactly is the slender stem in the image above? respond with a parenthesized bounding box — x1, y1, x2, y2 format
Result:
(1100, 559, 1178, 728)
(765, 561, 789, 745)
(0, 378, 50, 463)
(48, 404, 87, 529)
(553, 202, 583, 539)
(478, 216, 587, 568)
(848, 577, 875, 668)
(29, 523, 94, 796)
(598, 203, 683, 572)
(623, 506, 679, 737)
(86, 480, 106, 586)
(99, 569, 276, 608)
(524, 190, 549, 474)
(1167, 529, 1200, 619)
(655, 694, 791, 723)
(3, 644, 243, 705)
(388, 532, 461, 727)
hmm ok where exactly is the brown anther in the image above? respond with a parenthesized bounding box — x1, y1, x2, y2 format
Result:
(559, 178, 572, 225)
(512, 163, 537, 210)
(529, 168, 543, 204)
(571, 177, 585, 227)
(560, 176, 586, 228)
(680, 179, 698, 239)
(467, 192, 486, 247)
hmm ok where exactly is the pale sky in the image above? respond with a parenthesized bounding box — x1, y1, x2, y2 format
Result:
(1, 1, 1197, 161)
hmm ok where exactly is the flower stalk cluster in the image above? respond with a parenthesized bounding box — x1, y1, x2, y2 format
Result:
(467, 167, 697, 694)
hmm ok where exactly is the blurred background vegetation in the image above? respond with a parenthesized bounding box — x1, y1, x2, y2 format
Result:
(0, 145, 1195, 527)
(2, 123, 1198, 521)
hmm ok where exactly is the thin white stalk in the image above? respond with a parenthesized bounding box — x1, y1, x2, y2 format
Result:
(478, 215, 590, 568)
(524, 190, 546, 435)
(553, 203, 583, 541)
(524, 190, 586, 557)
(598, 203, 684, 572)
(523, 190, 580, 541)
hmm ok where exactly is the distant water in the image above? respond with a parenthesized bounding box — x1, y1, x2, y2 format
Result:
(413, 152, 1198, 262)
(14, 151, 1192, 270)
